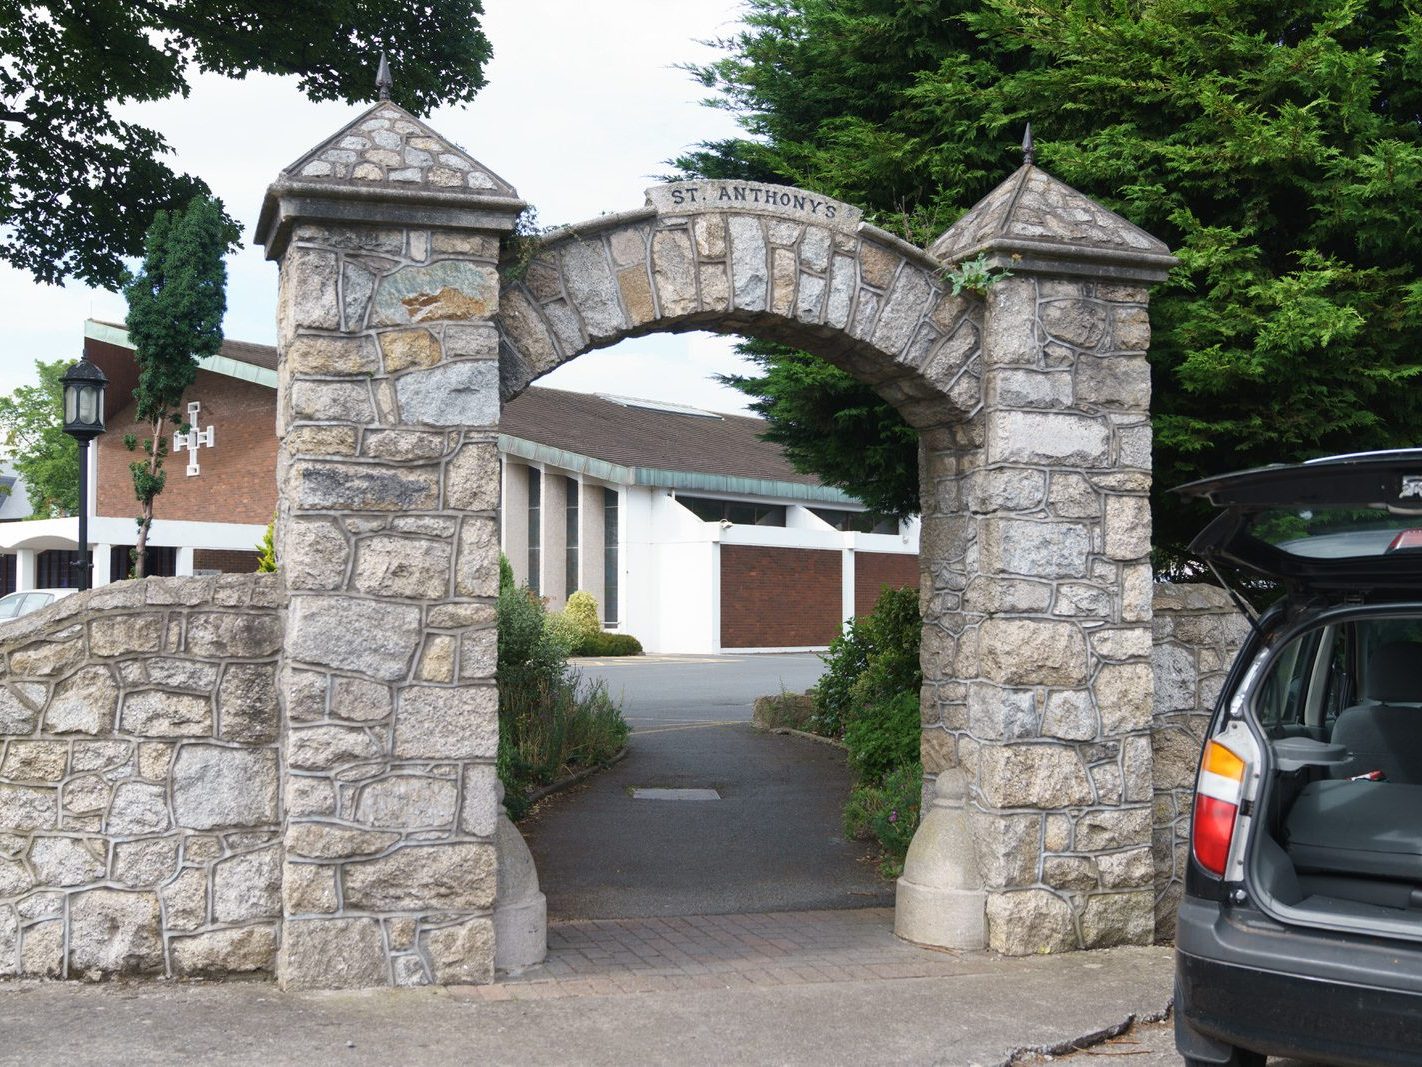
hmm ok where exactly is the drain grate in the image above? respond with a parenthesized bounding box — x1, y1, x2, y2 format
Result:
(631, 787, 721, 801)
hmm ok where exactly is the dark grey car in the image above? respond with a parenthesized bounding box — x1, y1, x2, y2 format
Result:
(1173, 450, 1422, 1066)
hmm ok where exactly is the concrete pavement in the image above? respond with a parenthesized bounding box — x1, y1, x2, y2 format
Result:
(0, 943, 1175, 1067)
(1039, 1017, 1323, 1067)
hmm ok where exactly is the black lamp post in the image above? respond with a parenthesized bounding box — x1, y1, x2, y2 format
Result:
(60, 356, 107, 591)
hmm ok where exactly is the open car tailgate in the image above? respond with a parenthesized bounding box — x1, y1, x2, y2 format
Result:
(1176, 450, 1422, 595)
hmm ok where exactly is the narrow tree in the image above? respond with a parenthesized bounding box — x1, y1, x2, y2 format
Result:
(123, 196, 230, 577)
(0, 359, 79, 517)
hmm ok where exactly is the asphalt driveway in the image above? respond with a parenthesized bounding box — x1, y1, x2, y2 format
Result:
(521, 653, 893, 918)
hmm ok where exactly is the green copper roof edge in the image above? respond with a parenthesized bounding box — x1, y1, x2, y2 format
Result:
(498, 436, 634, 485)
(498, 436, 859, 504)
(83, 320, 277, 389)
(631, 468, 857, 504)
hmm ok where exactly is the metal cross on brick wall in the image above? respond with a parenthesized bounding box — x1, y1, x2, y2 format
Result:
(173, 401, 215, 476)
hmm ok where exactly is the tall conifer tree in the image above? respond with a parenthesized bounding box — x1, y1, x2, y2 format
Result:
(123, 196, 230, 577)
(682, 0, 1422, 561)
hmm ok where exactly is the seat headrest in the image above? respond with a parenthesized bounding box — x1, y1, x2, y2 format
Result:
(1365, 641, 1422, 703)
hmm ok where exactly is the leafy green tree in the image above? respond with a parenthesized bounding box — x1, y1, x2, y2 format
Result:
(1, 2, 492, 289)
(722, 341, 921, 517)
(682, 0, 1422, 561)
(0, 359, 78, 518)
(123, 195, 229, 577)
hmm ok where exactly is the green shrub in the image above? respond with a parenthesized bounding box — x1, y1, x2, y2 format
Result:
(497, 673, 630, 820)
(543, 608, 580, 652)
(843, 761, 923, 878)
(576, 631, 643, 656)
(565, 590, 601, 638)
(812, 620, 870, 737)
(545, 591, 605, 652)
(752, 689, 816, 730)
(256, 520, 276, 573)
(498, 583, 569, 698)
(812, 585, 920, 737)
(495, 576, 629, 818)
(819, 586, 924, 878)
(848, 586, 920, 710)
(843, 690, 921, 785)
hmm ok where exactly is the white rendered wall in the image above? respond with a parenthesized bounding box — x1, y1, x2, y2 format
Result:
(501, 458, 530, 590)
(542, 472, 568, 609)
(578, 478, 605, 616)
(647, 489, 718, 654)
(0, 516, 268, 555)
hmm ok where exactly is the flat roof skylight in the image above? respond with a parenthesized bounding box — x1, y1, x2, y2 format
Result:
(597, 394, 724, 420)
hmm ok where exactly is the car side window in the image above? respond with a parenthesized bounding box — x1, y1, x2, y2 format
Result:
(1257, 629, 1323, 734)
(1319, 625, 1352, 729)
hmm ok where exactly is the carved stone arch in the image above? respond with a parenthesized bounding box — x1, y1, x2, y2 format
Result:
(494, 185, 983, 433)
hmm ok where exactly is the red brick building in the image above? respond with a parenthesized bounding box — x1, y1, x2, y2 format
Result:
(0, 320, 919, 650)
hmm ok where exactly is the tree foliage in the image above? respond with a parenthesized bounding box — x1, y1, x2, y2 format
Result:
(123, 195, 229, 577)
(0, 359, 78, 518)
(681, 0, 1422, 560)
(721, 340, 921, 516)
(1, 1, 492, 289)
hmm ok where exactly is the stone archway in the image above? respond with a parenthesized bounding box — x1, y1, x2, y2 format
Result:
(258, 99, 1173, 988)
(495, 183, 982, 431)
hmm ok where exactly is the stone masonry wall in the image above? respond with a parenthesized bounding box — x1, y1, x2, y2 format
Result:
(273, 215, 507, 988)
(0, 575, 282, 979)
(257, 100, 1177, 979)
(263, 98, 522, 989)
(918, 274, 1159, 956)
(1150, 582, 1248, 938)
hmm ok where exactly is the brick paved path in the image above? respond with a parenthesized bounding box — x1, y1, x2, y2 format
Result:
(453, 907, 995, 1001)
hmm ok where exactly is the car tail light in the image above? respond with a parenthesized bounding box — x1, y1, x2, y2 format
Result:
(1386, 529, 1422, 552)
(1193, 739, 1248, 878)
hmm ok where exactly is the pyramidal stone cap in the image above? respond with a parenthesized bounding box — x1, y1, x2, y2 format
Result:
(255, 100, 525, 259)
(284, 100, 518, 195)
(928, 163, 1177, 283)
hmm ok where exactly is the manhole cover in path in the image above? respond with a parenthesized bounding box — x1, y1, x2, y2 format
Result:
(630, 788, 721, 801)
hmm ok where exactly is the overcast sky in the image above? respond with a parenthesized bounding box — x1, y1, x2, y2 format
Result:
(0, 1, 758, 413)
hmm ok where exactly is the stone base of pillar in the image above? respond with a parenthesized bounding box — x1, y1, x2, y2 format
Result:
(894, 769, 987, 950)
(493, 788, 547, 972)
(494, 893, 547, 972)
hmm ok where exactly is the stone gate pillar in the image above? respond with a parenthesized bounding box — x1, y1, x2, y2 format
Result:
(916, 163, 1176, 953)
(257, 101, 523, 987)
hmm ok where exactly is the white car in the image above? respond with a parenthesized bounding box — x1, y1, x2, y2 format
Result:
(0, 588, 77, 622)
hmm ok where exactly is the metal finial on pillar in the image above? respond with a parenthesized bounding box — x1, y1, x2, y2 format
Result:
(376, 51, 393, 102)
(1022, 123, 1035, 166)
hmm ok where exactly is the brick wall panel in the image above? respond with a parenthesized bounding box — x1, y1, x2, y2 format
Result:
(96, 370, 278, 526)
(720, 545, 841, 648)
(854, 552, 919, 619)
(193, 549, 262, 574)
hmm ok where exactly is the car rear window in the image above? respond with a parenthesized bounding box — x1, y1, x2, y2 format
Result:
(1248, 507, 1422, 559)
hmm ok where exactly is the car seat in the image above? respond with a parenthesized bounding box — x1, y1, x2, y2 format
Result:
(1330, 641, 1422, 784)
